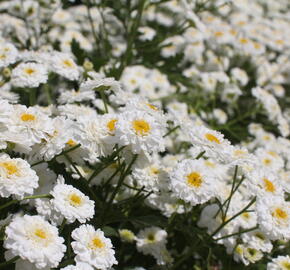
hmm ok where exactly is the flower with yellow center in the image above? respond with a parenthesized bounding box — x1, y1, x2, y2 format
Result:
(186, 171, 202, 188)
(20, 113, 36, 122)
(51, 183, 95, 224)
(132, 119, 151, 136)
(71, 225, 117, 269)
(170, 159, 216, 206)
(4, 215, 66, 269)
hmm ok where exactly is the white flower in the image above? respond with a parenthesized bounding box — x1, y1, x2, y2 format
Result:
(136, 227, 172, 265)
(32, 116, 78, 161)
(4, 105, 54, 146)
(267, 255, 290, 270)
(136, 226, 167, 255)
(186, 124, 232, 161)
(50, 179, 95, 224)
(71, 224, 118, 269)
(11, 62, 48, 88)
(4, 215, 66, 269)
(115, 110, 165, 155)
(170, 159, 217, 206)
(256, 196, 290, 240)
(0, 42, 18, 68)
(58, 89, 95, 104)
(50, 53, 80, 81)
(138, 26, 156, 41)
(0, 153, 38, 198)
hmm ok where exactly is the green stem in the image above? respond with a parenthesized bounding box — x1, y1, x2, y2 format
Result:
(0, 199, 18, 211)
(0, 194, 51, 211)
(214, 225, 259, 241)
(0, 256, 20, 269)
(29, 88, 36, 106)
(100, 90, 109, 113)
(195, 151, 206, 159)
(31, 144, 81, 167)
(163, 125, 180, 138)
(117, 0, 146, 78)
(223, 165, 239, 221)
(210, 197, 256, 237)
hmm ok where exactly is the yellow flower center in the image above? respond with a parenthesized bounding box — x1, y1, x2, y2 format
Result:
(239, 38, 249, 44)
(62, 59, 74, 68)
(147, 103, 158, 111)
(24, 68, 36, 75)
(205, 133, 221, 144)
(21, 113, 36, 122)
(147, 233, 155, 242)
(263, 178, 275, 193)
(204, 161, 215, 168)
(150, 167, 160, 175)
(214, 31, 224, 37)
(186, 172, 202, 188)
(66, 139, 77, 146)
(254, 42, 261, 49)
(34, 228, 47, 239)
(68, 193, 82, 207)
(282, 261, 290, 270)
(242, 212, 250, 219)
(275, 39, 284, 45)
(273, 208, 288, 220)
(132, 119, 151, 136)
(0, 162, 19, 176)
(90, 236, 105, 249)
(107, 119, 117, 133)
(263, 158, 272, 166)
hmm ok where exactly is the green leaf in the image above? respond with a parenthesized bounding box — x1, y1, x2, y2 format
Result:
(102, 226, 119, 237)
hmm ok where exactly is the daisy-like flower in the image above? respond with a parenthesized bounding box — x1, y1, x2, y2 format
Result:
(71, 224, 118, 269)
(186, 124, 231, 161)
(50, 178, 95, 224)
(169, 159, 217, 206)
(233, 244, 263, 265)
(256, 196, 290, 240)
(6, 105, 54, 145)
(4, 215, 66, 269)
(136, 227, 168, 255)
(0, 153, 38, 198)
(267, 255, 290, 270)
(11, 62, 48, 88)
(115, 110, 165, 155)
(119, 229, 136, 243)
(136, 226, 172, 265)
(248, 169, 284, 198)
(50, 53, 80, 81)
(0, 42, 18, 68)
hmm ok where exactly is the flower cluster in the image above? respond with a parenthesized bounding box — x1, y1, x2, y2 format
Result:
(0, 0, 290, 269)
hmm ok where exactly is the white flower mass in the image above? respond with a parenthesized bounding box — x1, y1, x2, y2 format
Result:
(0, 0, 290, 269)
